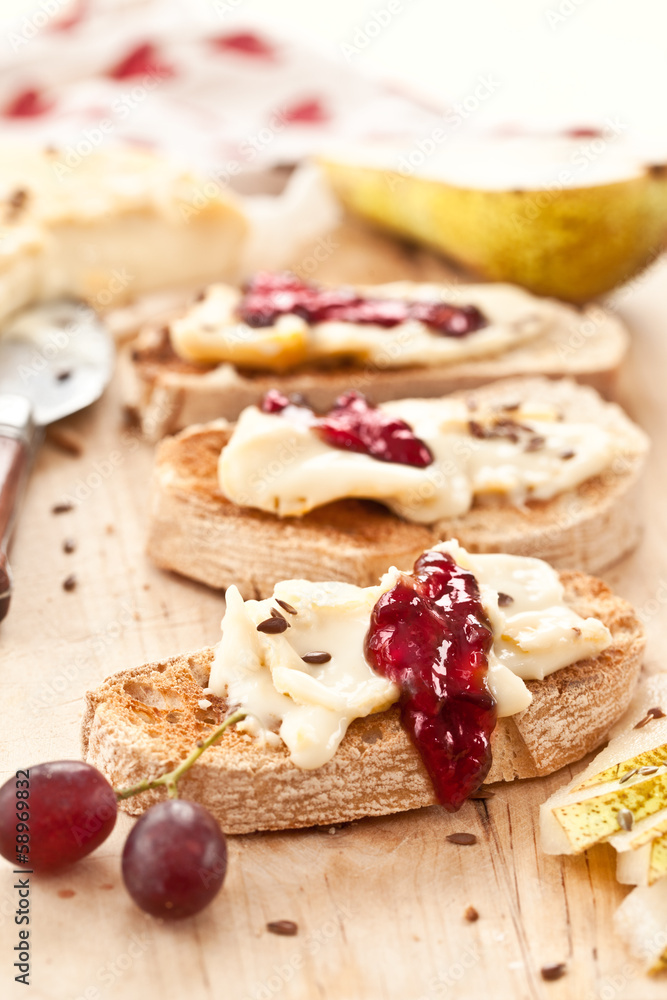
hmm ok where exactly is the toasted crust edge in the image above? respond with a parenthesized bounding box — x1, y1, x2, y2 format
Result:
(81, 572, 644, 834)
(146, 376, 648, 596)
(122, 299, 628, 441)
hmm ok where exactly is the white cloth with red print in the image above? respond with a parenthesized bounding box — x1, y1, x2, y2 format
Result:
(0, 0, 444, 174)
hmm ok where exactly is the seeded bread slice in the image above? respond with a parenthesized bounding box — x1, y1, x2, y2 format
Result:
(81, 572, 644, 834)
(123, 297, 628, 442)
(146, 377, 648, 598)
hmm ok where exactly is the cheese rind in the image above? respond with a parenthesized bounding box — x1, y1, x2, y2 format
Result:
(0, 146, 247, 322)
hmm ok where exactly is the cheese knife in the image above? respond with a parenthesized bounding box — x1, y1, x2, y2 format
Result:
(0, 300, 114, 621)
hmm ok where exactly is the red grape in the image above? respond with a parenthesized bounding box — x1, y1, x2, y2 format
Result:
(0, 761, 117, 871)
(122, 800, 227, 918)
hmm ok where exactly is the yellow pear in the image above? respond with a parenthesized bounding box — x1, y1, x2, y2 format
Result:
(320, 133, 667, 302)
(551, 772, 667, 853)
(614, 881, 667, 973)
(615, 828, 667, 887)
(540, 675, 667, 855)
(541, 676, 667, 974)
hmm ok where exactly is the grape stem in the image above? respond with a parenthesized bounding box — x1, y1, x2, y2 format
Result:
(115, 710, 247, 802)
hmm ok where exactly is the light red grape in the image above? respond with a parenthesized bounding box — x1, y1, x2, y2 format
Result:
(0, 761, 117, 871)
(122, 800, 227, 918)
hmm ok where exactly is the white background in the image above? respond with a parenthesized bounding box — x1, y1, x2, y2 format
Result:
(2, 0, 667, 134)
(245, 0, 667, 134)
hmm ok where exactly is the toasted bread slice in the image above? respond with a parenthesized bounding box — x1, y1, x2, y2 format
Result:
(81, 572, 644, 834)
(146, 378, 648, 597)
(123, 297, 628, 441)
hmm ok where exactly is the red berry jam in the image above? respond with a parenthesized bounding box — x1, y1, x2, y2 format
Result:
(261, 389, 292, 413)
(260, 390, 433, 468)
(365, 550, 496, 810)
(316, 391, 433, 467)
(240, 273, 487, 337)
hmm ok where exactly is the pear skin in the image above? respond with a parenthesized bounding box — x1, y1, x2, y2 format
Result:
(614, 881, 667, 973)
(320, 159, 667, 302)
(574, 749, 667, 791)
(553, 772, 667, 852)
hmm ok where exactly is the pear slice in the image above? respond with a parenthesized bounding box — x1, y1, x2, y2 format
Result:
(574, 749, 667, 790)
(541, 676, 667, 973)
(612, 807, 667, 886)
(320, 134, 667, 302)
(616, 835, 667, 887)
(610, 808, 667, 854)
(540, 675, 667, 855)
(614, 881, 667, 973)
(552, 773, 667, 853)
(610, 806, 667, 851)
(616, 842, 653, 886)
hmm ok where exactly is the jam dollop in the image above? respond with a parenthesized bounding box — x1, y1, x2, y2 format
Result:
(261, 390, 433, 468)
(365, 550, 496, 810)
(240, 272, 487, 337)
(261, 389, 302, 414)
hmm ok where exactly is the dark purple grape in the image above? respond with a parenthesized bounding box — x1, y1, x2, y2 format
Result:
(0, 761, 117, 871)
(122, 800, 227, 919)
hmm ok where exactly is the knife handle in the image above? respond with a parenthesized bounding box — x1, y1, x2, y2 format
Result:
(0, 397, 35, 623)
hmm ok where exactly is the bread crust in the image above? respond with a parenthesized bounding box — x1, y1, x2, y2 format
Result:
(146, 377, 648, 596)
(123, 299, 628, 441)
(81, 572, 645, 834)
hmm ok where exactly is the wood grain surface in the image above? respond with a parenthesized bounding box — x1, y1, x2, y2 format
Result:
(1, 223, 667, 1000)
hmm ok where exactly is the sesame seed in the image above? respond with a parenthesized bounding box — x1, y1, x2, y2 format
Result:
(276, 598, 298, 615)
(267, 920, 298, 936)
(617, 808, 634, 831)
(446, 833, 477, 846)
(634, 707, 666, 729)
(52, 501, 73, 514)
(302, 651, 332, 664)
(541, 963, 566, 981)
(257, 617, 289, 634)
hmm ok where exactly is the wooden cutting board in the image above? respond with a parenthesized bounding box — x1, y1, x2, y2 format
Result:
(2, 222, 667, 1000)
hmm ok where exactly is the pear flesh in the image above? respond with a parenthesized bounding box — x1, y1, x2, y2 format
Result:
(540, 675, 667, 856)
(614, 881, 667, 973)
(551, 773, 667, 853)
(540, 677, 667, 972)
(612, 806, 667, 886)
(575, 748, 667, 790)
(320, 135, 667, 303)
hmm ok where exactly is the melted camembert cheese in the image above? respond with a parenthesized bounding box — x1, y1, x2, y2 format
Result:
(208, 541, 612, 770)
(169, 281, 550, 371)
(218, 396, 616, 524)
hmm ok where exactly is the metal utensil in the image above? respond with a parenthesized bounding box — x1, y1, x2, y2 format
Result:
(0, 300, 114, 621)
